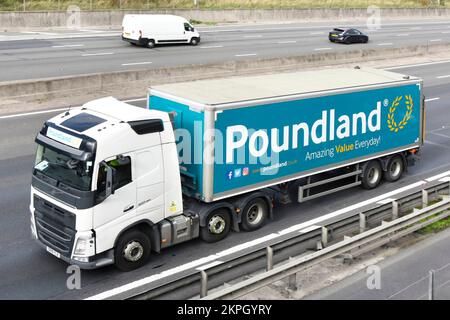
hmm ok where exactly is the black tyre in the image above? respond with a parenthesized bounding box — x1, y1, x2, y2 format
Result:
(146, 39, 156, 48)
(361, 160, 382, 189)
(344, 37, 352, 44)
(114, 229, 151, 272)
(384, 155, 404, 182)
(241, 198, 269, 232)
(190, 37, 199, 46)
(200, 209, 231, 243)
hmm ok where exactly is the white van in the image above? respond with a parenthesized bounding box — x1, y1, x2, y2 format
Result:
(122, 14, 201, 48)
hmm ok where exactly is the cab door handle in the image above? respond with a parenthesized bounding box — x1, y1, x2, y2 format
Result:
(123, 205, 134, 213)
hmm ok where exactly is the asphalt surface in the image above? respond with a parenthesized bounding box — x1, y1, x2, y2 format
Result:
(0, 60, 450, 299)
(307, 227, 450, 300)
(2, 19, 450, 81)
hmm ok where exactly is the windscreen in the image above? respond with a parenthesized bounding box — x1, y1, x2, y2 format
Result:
(34, 144, 93, 191)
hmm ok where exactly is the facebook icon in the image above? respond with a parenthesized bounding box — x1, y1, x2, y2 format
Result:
(226, 170, 234, 180)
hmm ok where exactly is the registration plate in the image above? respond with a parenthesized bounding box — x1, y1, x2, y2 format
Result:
(331, 34, 338, 37)
(46, 246, 61, 259)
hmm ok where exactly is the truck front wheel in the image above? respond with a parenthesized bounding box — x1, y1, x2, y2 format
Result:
(114, 229, 151, 271)
(241, 198, 268, 232)
(361, 160, 382, 189)
(200, 209, 231, 243)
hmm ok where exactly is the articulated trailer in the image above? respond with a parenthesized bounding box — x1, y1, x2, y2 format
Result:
(30, 67, 424, 271)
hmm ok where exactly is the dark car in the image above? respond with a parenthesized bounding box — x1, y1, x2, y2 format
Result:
(329, 28, 368, 44)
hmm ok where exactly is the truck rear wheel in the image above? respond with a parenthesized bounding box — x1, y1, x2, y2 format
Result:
(361, 160, 382, 189)
(384, 155, 404, 182)
(114, 229, 151, 272)
(241, 198, 268, 232)
(200, 209, 231, 243)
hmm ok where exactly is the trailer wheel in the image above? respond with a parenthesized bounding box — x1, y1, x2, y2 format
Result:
(241, 198, 268, 232)
(114, 229, 151, 272)
(146, 39, 156, 48)
(361, 160, 382, 189)
(200, 209, 231, 243)
(384, 155, 404, 182)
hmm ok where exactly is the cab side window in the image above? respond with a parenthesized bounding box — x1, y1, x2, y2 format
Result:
(97, 156, 132, 194)
(109, 156, 132, 190)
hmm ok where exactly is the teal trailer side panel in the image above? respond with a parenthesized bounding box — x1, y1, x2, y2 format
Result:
(149, 95, 204, 198)
(213, 84, 422, 198)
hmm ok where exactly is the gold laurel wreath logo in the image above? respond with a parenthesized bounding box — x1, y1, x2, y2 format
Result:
(387, 95, 413, 132)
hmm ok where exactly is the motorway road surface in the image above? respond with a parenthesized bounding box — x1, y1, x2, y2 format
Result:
(1, 19, 450, 81)
(307, 227, 450, 300)
(1, 61, 450, 299)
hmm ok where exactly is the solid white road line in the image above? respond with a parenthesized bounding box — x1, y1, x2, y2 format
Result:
(78, 29, 103, 33)
(235, 53, 257, 57)
(200, 45, 224, 49)
(277, 40, 297, 44)
(21, 31, 58, 35)
(430, 39, 442, 42)
(310, 32, 325, 35)
(437, 75, 450, 79)
(384, 60, 450, 70)
(0, 108, 70, 120)
(243, 35, 262, 38)
(396, 34, 410, 36)
(52, 44, 84, 48)
(378, 43, 393, 46)
(314, 47, 332, 51)
(425, 97, 440, 102)
(215, 234, 280, 257)
(82, 52, 114, 57)
(121, 61, 153, 66)
(86, 176, 440, 300)
(0, 97, 147, 120)
(426, 170, 450, 182)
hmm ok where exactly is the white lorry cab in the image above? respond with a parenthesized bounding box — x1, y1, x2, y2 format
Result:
(122, 14, 200, 48)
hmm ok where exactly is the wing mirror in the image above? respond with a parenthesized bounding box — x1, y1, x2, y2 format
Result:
(99, 161, 116, 200)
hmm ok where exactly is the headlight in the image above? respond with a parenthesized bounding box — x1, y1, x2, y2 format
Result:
(73, 231, 95, 257)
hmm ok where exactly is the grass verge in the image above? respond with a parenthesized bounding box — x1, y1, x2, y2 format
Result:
(419, 213, 450, 234)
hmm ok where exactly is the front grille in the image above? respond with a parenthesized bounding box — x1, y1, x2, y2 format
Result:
(34, 194, 76, 256)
